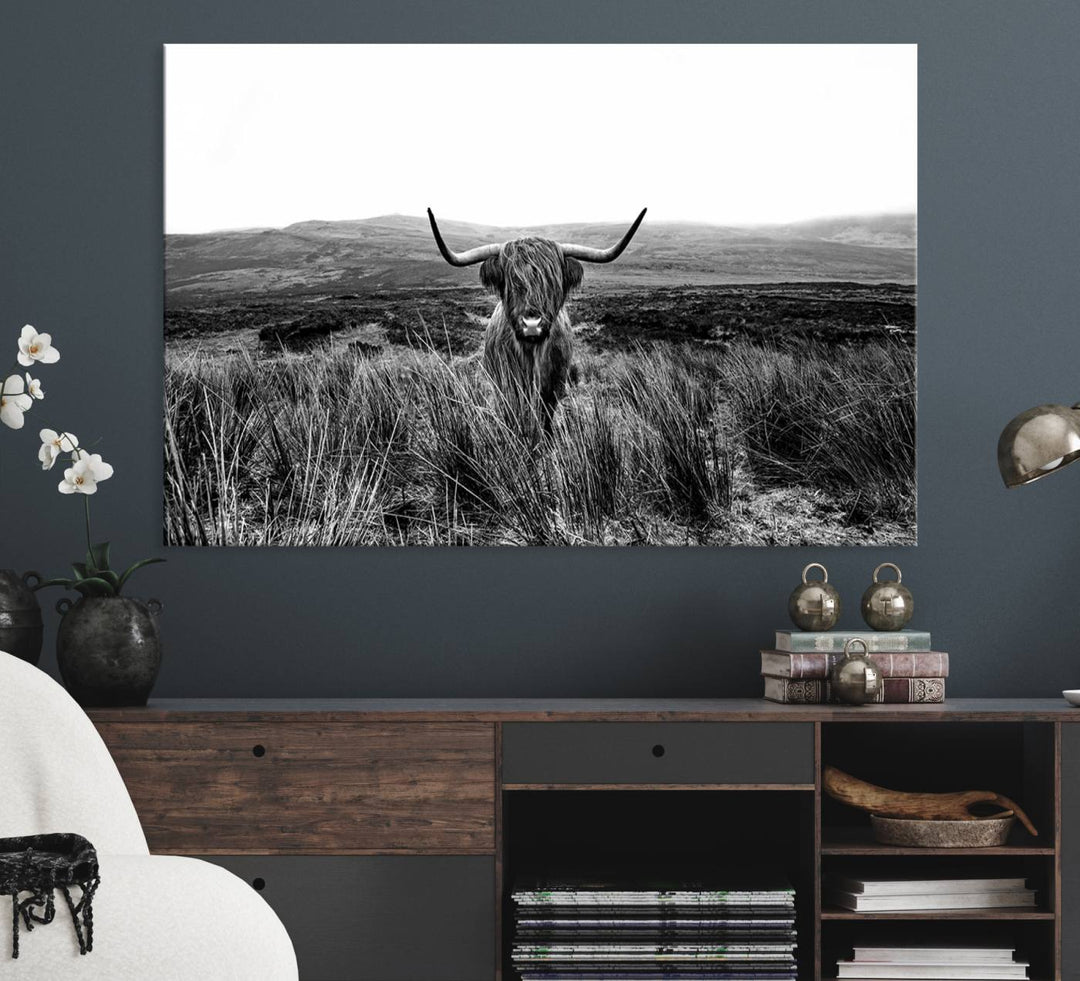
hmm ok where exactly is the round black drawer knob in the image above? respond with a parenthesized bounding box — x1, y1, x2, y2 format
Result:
(651, 744, 666, 758)
(252, 877, 266, 891)
(252, 744, 267, 758)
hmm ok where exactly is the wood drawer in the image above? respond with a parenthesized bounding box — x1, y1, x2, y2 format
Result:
(501, 722, 814, 786)
(206, 855, 495, 981)
(94, 722, 495, 854)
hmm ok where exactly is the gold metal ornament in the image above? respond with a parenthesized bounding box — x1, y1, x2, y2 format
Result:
(830, 638, 884, 705)
(787, 563, 841, 631)
(860, 562, 914, 631)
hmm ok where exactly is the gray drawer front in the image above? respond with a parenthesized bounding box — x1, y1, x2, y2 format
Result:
(206, 855, 494, 981)
(501, 722, 813, 785)
(1063, 726, 1080, 976)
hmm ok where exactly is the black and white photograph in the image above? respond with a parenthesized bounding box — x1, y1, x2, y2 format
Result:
(164, 43, 917, 547)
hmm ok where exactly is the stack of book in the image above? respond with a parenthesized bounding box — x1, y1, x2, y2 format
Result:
(836, 945, 1029, 979)
(510, 876, 798, 980)
(825, 874, 1036, 912)
(761, 629, 948, 704)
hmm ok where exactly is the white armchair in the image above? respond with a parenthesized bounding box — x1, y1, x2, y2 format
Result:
(0, 651, 298, 980)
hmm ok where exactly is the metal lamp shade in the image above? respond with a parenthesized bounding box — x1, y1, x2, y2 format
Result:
(997, 403, 1080, 487)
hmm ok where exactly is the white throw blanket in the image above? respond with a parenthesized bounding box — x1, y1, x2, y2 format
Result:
(0, 651, 298, 979)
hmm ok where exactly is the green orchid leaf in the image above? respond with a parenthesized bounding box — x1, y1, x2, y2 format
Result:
(71, 562, 89, 580)
(97, 569, 121, 591)
(33, 577, 76, 591)
(117, 557, 166, 593)
(73, 577, 117, 598)
(87, 542, 111, 575)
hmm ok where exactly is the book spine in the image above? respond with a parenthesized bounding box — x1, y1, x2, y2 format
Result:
(762, 650, 949, 680)
(763, 676, 827, 703)
(763, 677, 945, 704)
(776, 631, 931, 653)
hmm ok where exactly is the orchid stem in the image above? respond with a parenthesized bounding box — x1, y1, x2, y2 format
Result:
(84, 494, 93, 555)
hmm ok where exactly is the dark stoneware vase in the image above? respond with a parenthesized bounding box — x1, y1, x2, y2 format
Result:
(55, 596, 163, 707)
(0, 570, 44, 666)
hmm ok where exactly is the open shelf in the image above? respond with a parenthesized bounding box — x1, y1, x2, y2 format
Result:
(501, 788, 814, 980)
(817, 720, 1059, 981)
(820, 915, 1056, 980)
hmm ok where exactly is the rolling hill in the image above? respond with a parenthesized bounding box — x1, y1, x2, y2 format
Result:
(164, 212, 916, 302)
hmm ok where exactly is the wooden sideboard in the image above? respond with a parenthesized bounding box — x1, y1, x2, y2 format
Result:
(88, 699, 1080, 981)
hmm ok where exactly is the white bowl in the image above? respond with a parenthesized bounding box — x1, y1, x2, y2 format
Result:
(1063, 690, 1080, 706)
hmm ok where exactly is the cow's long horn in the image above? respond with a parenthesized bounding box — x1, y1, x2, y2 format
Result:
(560, 208, 647, 263)
(427, 208, 502, 267)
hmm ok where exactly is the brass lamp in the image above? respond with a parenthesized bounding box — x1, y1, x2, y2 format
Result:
(998, 403, 1080, 487)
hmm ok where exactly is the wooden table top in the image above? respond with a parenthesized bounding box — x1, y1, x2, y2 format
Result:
(86, 697, 1080, 723)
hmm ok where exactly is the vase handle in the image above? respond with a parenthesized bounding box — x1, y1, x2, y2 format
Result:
(22, 571, 42, 589)
(146, 599, 163, 616)
(56, 597, 74, 616)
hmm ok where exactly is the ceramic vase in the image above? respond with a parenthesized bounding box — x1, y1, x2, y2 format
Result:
(56, 596, 163, 707)
(0, 570, 44, 666)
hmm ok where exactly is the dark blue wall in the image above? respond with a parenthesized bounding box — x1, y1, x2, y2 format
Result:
(3, 1, 1080, 698)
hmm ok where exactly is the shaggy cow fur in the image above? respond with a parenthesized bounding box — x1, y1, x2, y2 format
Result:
(477, 238, 584, 434)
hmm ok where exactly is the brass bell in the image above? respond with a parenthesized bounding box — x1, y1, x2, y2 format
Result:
(831, 638, 884, 705)
(788, 563, 841, 631)
(861, 562, 914, 631)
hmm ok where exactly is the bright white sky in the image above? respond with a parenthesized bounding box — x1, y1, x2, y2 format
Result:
(165, 44, 916, 234)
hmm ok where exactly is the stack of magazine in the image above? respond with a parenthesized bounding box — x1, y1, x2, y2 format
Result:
(836, 945, 1029, 979)
(824, 874, 1036, 912)
(510, 876, 797, 980)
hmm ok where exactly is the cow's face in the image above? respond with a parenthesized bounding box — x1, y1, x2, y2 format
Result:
(480, 239, 583, 344)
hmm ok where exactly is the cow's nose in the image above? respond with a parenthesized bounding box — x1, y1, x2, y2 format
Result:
(521, 316, 543, 335)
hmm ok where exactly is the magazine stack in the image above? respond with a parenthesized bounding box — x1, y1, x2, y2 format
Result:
(510, 876, 798, 980)
(825, 874, 1036, 913)
(835, 945, 1030, 979)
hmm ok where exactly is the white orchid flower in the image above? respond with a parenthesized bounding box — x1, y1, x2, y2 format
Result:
(24, 373, 43, 400)
(17, 325, 60, 367)
(0, 374, 33, 429)
(38, 429, 79, 470)
(58, 451, 113, 495)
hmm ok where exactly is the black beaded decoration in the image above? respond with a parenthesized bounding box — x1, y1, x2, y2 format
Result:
(0, 834, 100, 959)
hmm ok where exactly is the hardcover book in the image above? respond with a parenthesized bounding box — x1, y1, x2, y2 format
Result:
(851, 947, 1017, 963)
(774, 630, 931, 653)
(837, 965, 1027, 980)
(760, 650, 948, 680)
(762, 676, 946, 704)
(830, 876, 1026, 896)
(825, 889, 1035, 912)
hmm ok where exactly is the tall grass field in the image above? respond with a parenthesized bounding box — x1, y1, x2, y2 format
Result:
(164, 332, 915, 547)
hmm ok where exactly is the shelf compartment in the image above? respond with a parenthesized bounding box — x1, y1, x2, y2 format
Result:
(819, 853, 1054, 928)
(820, 721, 1057, 845)
(820, 917, 1055, 980)
(502, 789, 814, 980)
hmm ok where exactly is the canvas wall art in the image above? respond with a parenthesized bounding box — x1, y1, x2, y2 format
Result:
(164, 44, 917, 546)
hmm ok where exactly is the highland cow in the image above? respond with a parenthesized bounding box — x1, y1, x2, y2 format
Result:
(427, 208, 646, 434)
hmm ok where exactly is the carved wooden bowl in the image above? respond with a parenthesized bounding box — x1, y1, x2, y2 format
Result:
(870, 813, 1016, 848)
